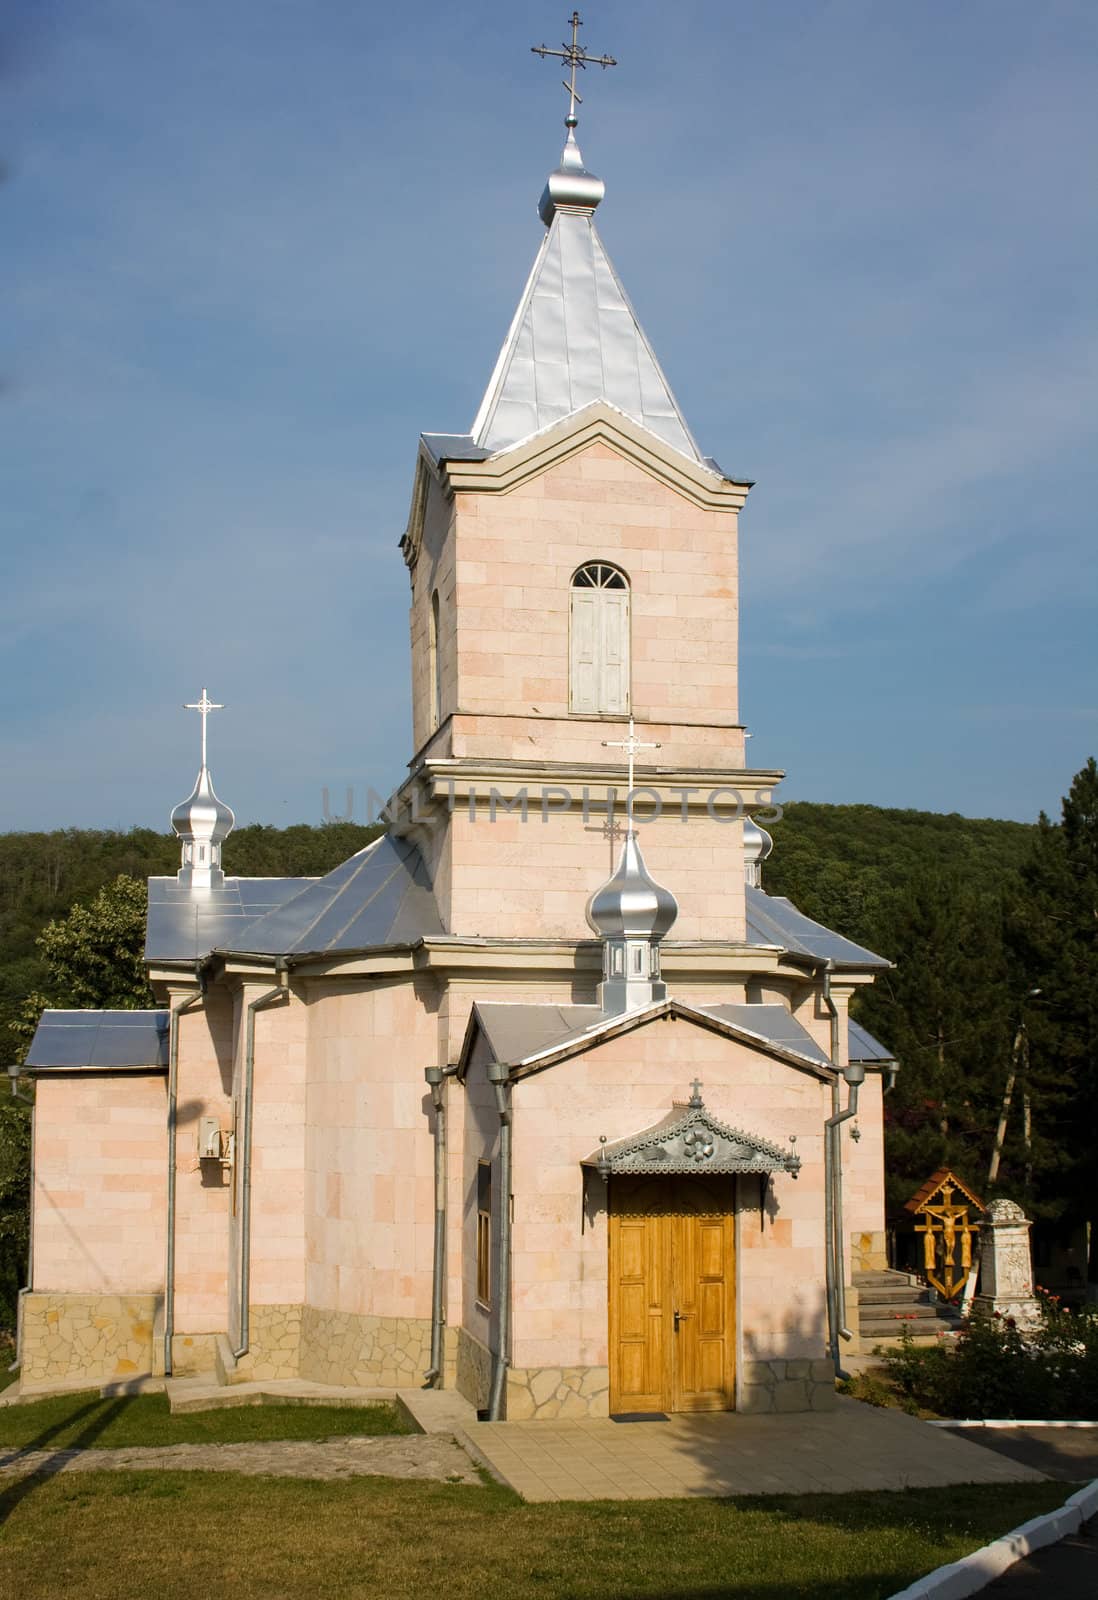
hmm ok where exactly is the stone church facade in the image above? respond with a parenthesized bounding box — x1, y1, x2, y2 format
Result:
(20, 110, 895, 1420)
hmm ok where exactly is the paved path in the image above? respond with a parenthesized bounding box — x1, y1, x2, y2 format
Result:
(0, 1434, 480, 1484)
(981, 1516, 1098, 1597)
(461, 1395, 1050, 1503)
(944, 1425, 1098, 1483)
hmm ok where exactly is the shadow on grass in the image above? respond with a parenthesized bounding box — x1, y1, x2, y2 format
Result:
(0, 1396, 129, 1527)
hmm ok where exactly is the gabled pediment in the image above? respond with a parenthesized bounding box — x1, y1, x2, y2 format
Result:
(434, 402, 751, 513)
(583, 1092, 801, 1179)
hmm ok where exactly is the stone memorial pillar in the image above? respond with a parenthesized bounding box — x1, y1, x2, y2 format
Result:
(973, 1198, 1041, 1330)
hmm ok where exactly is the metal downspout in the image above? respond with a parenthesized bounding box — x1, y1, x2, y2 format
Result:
(235, 966, 289, 1361)
(821, 965, 862, 1379)
(486, 1061, 513, 1421)
(424, 1065, 448, 1386)
(164, 986, 206, 1377)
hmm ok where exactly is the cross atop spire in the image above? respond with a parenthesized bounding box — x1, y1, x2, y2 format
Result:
(531, 10, 617, 133)
(183, 687, 224, 770)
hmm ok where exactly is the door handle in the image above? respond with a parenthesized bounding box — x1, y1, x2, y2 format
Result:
(673, 1310, 692, 1332)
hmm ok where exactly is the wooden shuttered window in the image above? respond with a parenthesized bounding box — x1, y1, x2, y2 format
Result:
(569, 563, 630, 715)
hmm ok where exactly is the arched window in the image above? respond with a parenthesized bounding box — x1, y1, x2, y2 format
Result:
(570, 562, 630, 715)
(429, 589, 442, 732)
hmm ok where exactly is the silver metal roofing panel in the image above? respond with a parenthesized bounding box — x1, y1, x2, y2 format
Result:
(146, 876, 311, 964)
(745, 885, 889, 970)
(699, 1004, 830, 1066)
(473, 1003, 600, 1066)
(471, 212, 704, 464)
(848, 1018, 896, 1063)
(26, 1009, 169, 1071)
(227, 834, 443, 956)
(420, 434, 492, 465)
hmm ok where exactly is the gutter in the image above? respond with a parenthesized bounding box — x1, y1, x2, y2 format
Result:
(423, 1064, 453, 1386)
(485, 1060, 513, 1421)
(164, 983, 207, 1377)
(234, 964, 290, 1360)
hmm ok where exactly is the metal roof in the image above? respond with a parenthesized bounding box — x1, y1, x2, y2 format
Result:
(468, 997, 856, 1075)
(420, 433, 492, 466)
(745, 885, 889, 970)
(25, 1009, 169, 1072)
(146, 875, 311, 965)
(702, 1004, 830, 1066)
(583, 1099, 801, 1179)
(848, 1018, 896, 1064)
(226, 833, 443, 956)
(470, 209, 705, 464)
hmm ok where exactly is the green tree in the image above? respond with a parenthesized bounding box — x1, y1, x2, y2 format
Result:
(1009, 758, 1098, 1265)
(35, 874, 155, 1013)
(856, 873, 1014, 1215)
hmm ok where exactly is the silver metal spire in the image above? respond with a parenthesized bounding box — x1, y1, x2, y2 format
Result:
(470, 17, 703, 462)
(172, 688, 234, 892)
(586, 829, 678, 1014)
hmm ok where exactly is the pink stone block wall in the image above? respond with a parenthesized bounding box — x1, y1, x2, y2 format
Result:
(172, 993, 234, 1330)
(32, 1074, 166, 1294)
(304, 977, 439, 1321)
(443, 806, 748, 942)
(447, 442, 740, 742)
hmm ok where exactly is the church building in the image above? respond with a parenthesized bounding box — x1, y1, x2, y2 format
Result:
(20, 66, 896, 1420)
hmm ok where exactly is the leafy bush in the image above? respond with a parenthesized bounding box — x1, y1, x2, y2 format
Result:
(879, 1289, 1098, 1419)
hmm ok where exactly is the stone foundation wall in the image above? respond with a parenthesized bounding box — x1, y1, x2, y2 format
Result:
(739, 1358, 836, 1413)
(851, 1230, 889, 1273)
(506, 1364, 610, 1420)
(170, 1333, 219, 1376)
(299, 1308, 432, 1388)
(223, 1304, 303, 1382)
(456, 1327, 492, 1413)
(20, 1293, 161, 1389)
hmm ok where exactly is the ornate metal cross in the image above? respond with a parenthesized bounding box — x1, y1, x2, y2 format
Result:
(602, 717, 661, 795)
(531, 11, 617, 128)
(689, 1079, 704, 1108)
(183, 687, 224, 769)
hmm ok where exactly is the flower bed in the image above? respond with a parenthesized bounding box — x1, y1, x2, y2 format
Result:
(879, 1288, 1098, 1419)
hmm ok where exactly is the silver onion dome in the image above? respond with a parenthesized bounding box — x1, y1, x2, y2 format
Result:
(171, 766, 235, 847)
(743, 815, 774, 888)
(586, 830, 678, 941)
(538, 130, 606, 226)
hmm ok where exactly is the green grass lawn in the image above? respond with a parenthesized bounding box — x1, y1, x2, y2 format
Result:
(0, 1474, 1073, 1600)
(0, 1391, 408, 1450)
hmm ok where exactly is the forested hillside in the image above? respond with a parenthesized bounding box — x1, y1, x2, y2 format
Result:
(1, 770, 1095, 1328)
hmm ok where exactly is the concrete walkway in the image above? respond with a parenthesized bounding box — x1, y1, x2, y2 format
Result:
(457, 1395, 1050, 1503)
(0, 1434, 479, 1484)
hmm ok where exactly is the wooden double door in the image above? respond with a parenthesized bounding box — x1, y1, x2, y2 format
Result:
(608, 1177, 736, 1415)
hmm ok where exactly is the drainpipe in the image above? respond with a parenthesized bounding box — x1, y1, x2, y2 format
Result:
(424, 1064, 450, 1387)
(486, 1060, 513, 1422)
(821, 964, 863, 1378)
(235, 964, 290, 1361)
(164, 983, 207, 1377)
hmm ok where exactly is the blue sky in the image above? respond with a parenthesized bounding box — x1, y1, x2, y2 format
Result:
(3, 0, 1095, 833)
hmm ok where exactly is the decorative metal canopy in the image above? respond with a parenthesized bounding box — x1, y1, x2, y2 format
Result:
(584, 1084, 801, 1182)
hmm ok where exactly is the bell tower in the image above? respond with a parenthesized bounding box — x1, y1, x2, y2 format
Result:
(393, 21, 781, 944)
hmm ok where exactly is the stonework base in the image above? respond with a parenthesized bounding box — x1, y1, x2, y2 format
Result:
(740, 1359, 836, 1413)
(456, 1327, 492, 1413)
(506, 1364, 610, 1420)
(851, 1230, 889, 1273)
(170, 1333, 220, 1376)
(299, 1307, 435, 1388)
(20, 1293, 162, 1388)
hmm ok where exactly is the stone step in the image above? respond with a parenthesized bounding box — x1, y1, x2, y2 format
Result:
(853, 1270, 921, 1288)
(856, 1286, 935, 1306)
